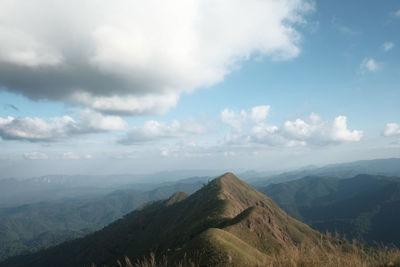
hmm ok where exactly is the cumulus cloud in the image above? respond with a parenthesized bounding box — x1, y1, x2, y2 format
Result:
(73, 109, 127, 133)
(382, 42, 394, 52)
(221, 105, 271, 131)
(359, 58, 380, 73)
(250, 106, 271, 122)
(0, 0, 313, 115)
(383, 123, 400, 137)
(221, 106, 284, 146)
(119, 118, 209, 144)
(0, 110, 126, 142)
(23, 152, 49, 160)
(330, 116, 363, 142)
(221, 107, 363, 147)
(0, 116, 71, 142)
(278, 114, 362, 144)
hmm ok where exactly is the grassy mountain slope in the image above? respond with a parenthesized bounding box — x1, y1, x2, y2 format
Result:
(0, 181, 204, 262)
(259, 174, 400, 246)
(2, 173, 321, 267)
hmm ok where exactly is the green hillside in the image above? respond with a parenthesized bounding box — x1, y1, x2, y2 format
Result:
(1, 173, 322, 267)
(259, 174, 400, 246)
(0, 181, 204, 261)
(3, 173, 400, 267)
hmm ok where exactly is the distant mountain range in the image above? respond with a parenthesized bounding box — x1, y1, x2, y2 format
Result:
(2, 157, 400, 207)
(0, 174, 211, 208)
(259, 174, 400, 246)
(250, 157, 400, 186)
(0, 180, 206, 261)
(0, 173, 322, 266)
(1, 157, 400, 264)
(3, 173, 398, 267)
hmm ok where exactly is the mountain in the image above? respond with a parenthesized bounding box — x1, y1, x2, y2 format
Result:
(259, 174, 400, 246)
(251, 158, 400, 186)
(2, 173, 321, 267)
(0, 180, 205, 262)
(0, 175, 140, 208)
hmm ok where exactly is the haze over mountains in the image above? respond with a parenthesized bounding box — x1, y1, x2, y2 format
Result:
(1, 158, 400, 265)
(0, 179, 207, 261)
(3, 172, 400, 267)
(2, 158, 400, 208)
(250, 157, 400, 186)
(0, 173, 215, 208)
(261, 174, 400, 246)
(0, 173, 324, 266)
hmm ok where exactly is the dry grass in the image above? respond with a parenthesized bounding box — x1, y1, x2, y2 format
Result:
(116, 252, 197, 267)
(266, 233, 400, 267)
(112, 234, 400, 267)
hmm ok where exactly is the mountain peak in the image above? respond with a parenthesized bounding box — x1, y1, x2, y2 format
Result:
(211, 172, 252, 193)
(216, 172, 239, 181)
(204, 172, 277, 218)
(3, 173, 320, 267)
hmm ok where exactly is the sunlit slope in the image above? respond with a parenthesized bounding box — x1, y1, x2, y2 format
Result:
(2, 173, 320, 267)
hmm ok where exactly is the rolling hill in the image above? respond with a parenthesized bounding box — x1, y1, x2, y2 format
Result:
(1, 173, 322, 267)
(0, 174, 213, 208)
(250, 158, 400, 186)
(259, 174, 400, 246)
(0, 180, 205, 262)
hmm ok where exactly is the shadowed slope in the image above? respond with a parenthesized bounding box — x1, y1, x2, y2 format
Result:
(260, 174, 400, 246)
(1, 173, 320, 267)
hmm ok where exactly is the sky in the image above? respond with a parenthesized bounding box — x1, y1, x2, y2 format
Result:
(0, 0, 399, 178)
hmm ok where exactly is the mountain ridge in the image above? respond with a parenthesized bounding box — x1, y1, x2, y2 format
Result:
(259, 174, 400, 245)
(2, 172, 320, 267)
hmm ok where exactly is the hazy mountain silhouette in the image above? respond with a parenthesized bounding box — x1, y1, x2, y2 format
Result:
(260, 174, 400, 246)
(2, 173, 320, 267)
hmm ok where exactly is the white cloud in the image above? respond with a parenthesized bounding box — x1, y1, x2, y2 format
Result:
(383, 123, 400, 137)
(0, 116, 72, 141)
(62, 152, 80, 160)
(119, 117, 209, 144)
(283, 118, 318, 139)
(382, 42, 394, 52)
(70, 92, 180, 116)
(221, 109, 245, 131)
(359, 58, 380, 73)
(330, 116, 363, 142)
(281, 114, 362, 144)
(0, 25, 63, 67)
(221, 107, 363, 147)
(23, 152, 49, 160)
(0, 110, 126, 142)
(0, 0, 313, 115)
(250, 106, 271, 122)
(221, 105, 271, 131)
(75, 109, 127, 132)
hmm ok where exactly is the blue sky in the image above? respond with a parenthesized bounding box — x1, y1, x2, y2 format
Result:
(0, 0, 399, 178)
